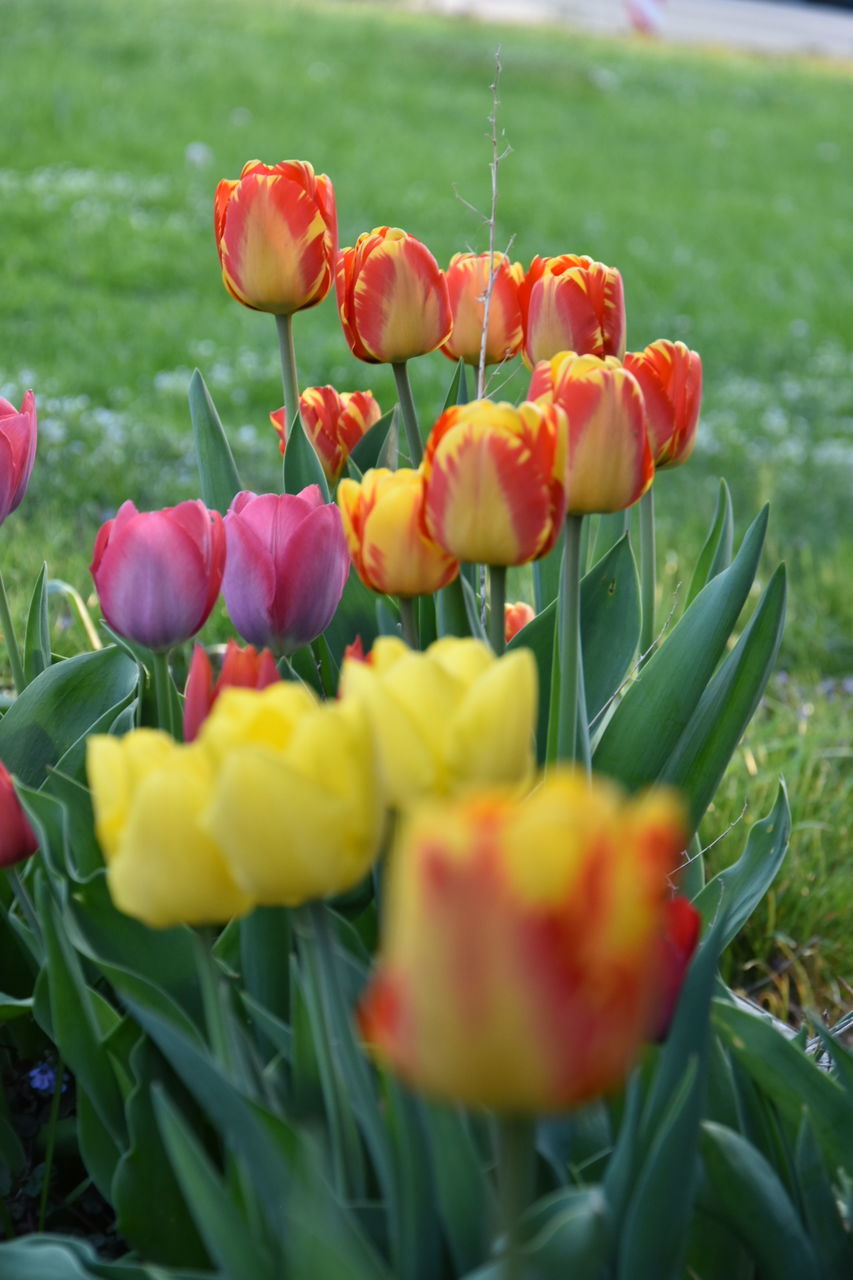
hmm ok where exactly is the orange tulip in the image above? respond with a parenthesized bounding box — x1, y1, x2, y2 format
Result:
(214, 160, 337, 314)
(335, 227, 452, 364)
(530, 352, 653, 516)
(440, 252, 524, 366)
(421, 399, 568, 565)
(270, 386, 382, 483)
(520, 254, 626, 367)
(624, 340, 702, 469)
(183, 640, 280, 743)
(504, 601, 535, 643)
(337, 467, 459, 597)
(359, 768, 689, 1111)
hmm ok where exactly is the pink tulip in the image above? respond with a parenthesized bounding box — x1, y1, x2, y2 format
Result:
(0, 391, 37, 526)
(0, 762, 39, 867)
(90, 500, 225, 651)
(183, 639, 280, 742)
(222, 488, 350, 655)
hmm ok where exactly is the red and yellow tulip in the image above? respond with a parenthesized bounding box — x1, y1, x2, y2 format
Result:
(530, 352, 653, 516)
(624, 339, 702, 469)
(271, 386, 382, 483)
(359, 768, 691, 1111)
(440, 252, 524, 366)
(520, 254, 626, 367)
(214, 160, 337, 315)
(335, 227, 452, 364)
(421, 399, 568, 565)
(337, 467, 459, 598)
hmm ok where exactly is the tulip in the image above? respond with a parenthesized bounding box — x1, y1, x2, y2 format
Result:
(222, 487, 349, 655)
(87, 730, 253, 928)
(440, 252, 524, 366)
(337, 468, 459, 598)
(421, 399, 568, 565)
(651, 895, 702, 1042)
(183, 639, 280, 743)
(0, 761, 39, 867)
(198, 684, 384, 906)
(271, 386, 382, 483)
(90, 500, 225, 651)
(339, 636, 537, 808)
(530, 352, 653, 515)
(0, 391, 37, 526)
(520, 254, 626, 366)
(214, 160, 337, 314)
(504, 601, 535, 644)
(624, 339, 702, 469)
(359, 768, 688, 1111)
(335, 227, 452, 364)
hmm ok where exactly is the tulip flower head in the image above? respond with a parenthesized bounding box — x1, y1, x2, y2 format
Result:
(336, 227, 452, 364)
(90, 500, 225, 651)
(0, 391, 37, 526)
(504, 601, 536, 644)
(520, 254, 626, 367)
(421, 399, 568, 566)
(339, 635, 537, 808)
(359, 768, 688, 1111)
(338, 468, 459, 598)
(271, 386, 382, 484)
(183, 639, 280, 743)
(0, 762, 39, 868)
(624, 339, 702, 469)
(530, 352, 653, 516)
(651, 895, 702, 1042)
(215, 159, 337, 315)
(441, 252, 524, 366)
(222, 487, 350, 655)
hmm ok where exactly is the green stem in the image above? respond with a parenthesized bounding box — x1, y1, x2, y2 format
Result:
(392, 361, 422, 466)
(557, 515, 585, 764)
(150, 650, 178, 738)
(38, 1055, 65, 1232)
(398, 596, 420, 649)
(8, 867, 42, 950)
(496, 1115, 534, 1280)
(488, 564, 507, 656)
(275, 312, 302, 437)
(0, 568, 26, 694)
(639, 486, 656, 661)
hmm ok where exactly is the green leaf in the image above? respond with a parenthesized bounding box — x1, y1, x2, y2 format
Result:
(532, 525, 565, 612)
(441, 359, 469, 411)
(23, 562, 51, 684)
(594, 506, 768, 791)
(348, 407, 397, 476)
(188, 368, 242, 513)
(154, 1087, 271, 1279)
(693, 783, 791, 947)
(685, 479, 734, 609)
(522, 1185, 610, 1275)
(795, 1109, 853, 1278)
(436, 575, 474, 638)
(383, 1083, 442, 1280)
(660, 565, 786, 828)
(0, 647, 138, 787)
(698, 1121, 821, 1278)
(422, 1102, 496, 1274)
(283, 413, 330, 501)
(322, 569, 382, 666)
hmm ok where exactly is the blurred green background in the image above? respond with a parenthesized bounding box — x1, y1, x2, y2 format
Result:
(1, 0, 850, 1016)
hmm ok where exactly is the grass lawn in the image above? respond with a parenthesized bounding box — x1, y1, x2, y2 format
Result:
(1, 0, 850, 1017)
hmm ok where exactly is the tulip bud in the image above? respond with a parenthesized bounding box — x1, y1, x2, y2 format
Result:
(0, 391, 37, 526)
(90, 500, 225, 651)
(214, 160, 337, 314)
(271, 386, 382, 483)
(222, 488, 350, 655)
(421, 399, 568, 566)
(359, 768, 688, 1111)
(183, 639, 280, 743)
(520, 254, 626, 366)
(0, 762, 39, 867)
(504, 601, 535, 644)
(624, 339, 702, 469)
(440, 252, 524, 366)
(336, 227, 452, 363)
(337, 468, 459, 598)
(530, 352, 653, 516)
(651, 895, 702, 1041)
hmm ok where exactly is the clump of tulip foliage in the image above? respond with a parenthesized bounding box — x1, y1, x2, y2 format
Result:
(0, 153, 850, 1280)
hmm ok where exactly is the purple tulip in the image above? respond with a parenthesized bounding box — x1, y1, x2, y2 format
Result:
(90, 499, 226, 651)
(223, 487, 349, 655)
(0, 391, 37, 526)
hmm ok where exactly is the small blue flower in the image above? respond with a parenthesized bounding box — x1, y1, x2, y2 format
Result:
(28, 1063, 56, 1093)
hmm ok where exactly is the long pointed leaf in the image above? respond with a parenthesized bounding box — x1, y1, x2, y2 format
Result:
(23, 562, 51, 684)
(685, 479, 733, 609)
(188, 368, 242, 513)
